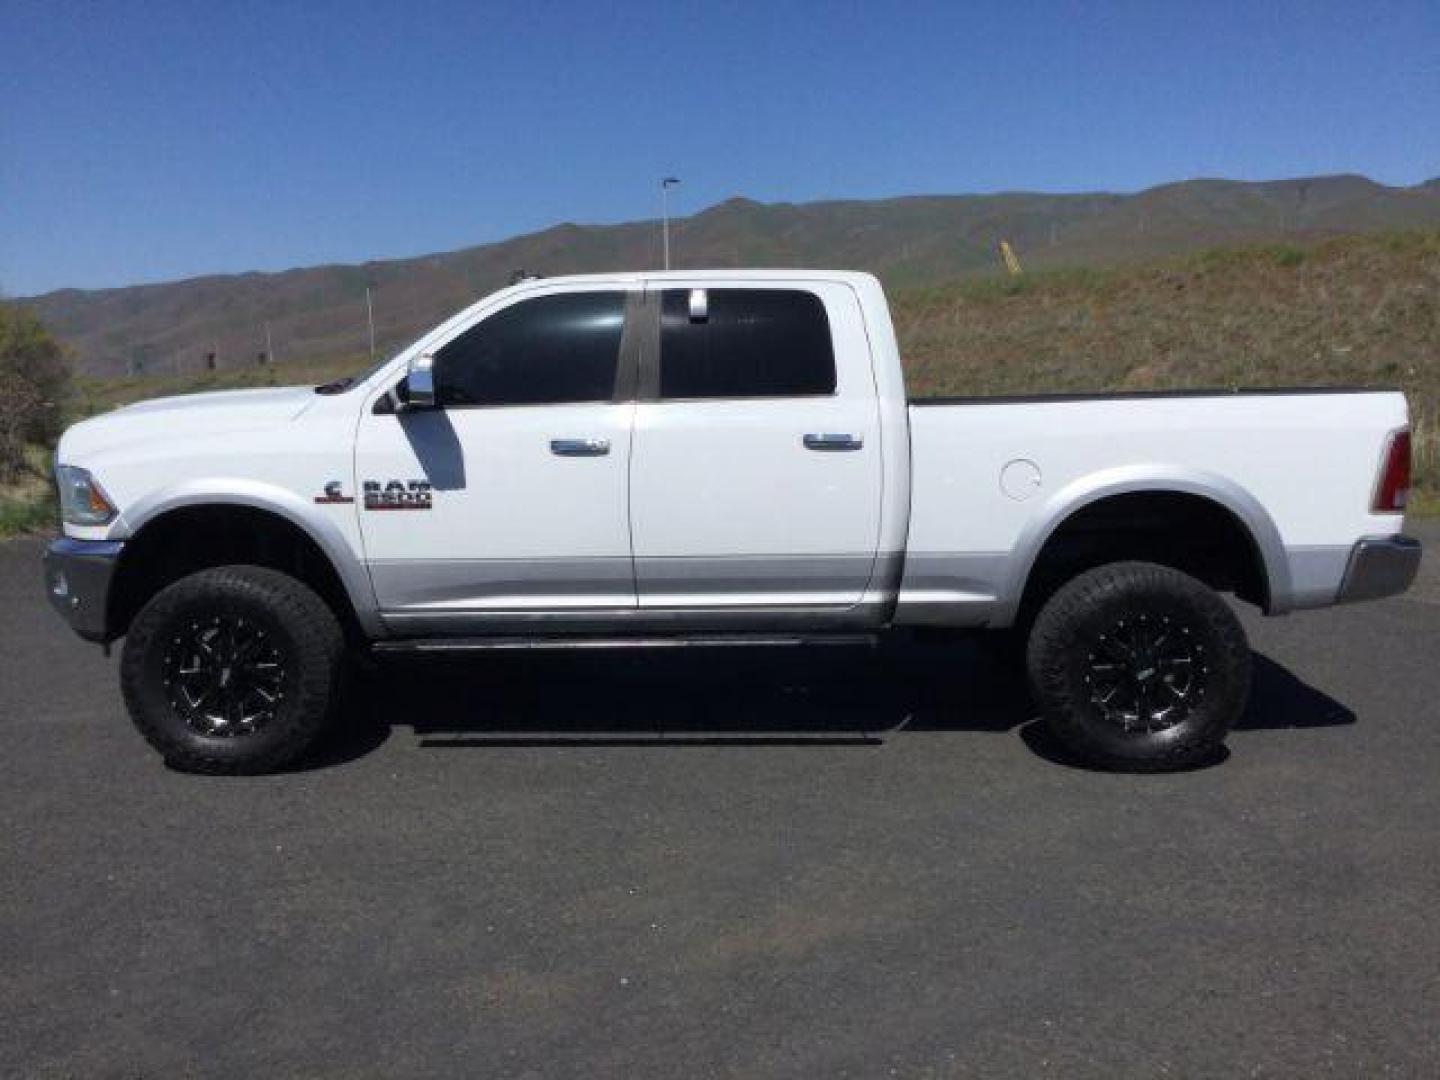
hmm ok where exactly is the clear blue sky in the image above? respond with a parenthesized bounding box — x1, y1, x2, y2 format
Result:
(3, 0, 1437, 295)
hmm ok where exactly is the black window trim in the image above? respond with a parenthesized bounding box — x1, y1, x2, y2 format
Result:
(636, 284, 840, 403)
(377, 283, 841, 414)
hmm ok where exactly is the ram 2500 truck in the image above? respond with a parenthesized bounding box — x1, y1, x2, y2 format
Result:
(43, 270, 1421, 773)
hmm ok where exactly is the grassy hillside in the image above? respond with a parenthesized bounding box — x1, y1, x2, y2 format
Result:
(3, 229, 1436, 536)
(899, 232, 1437, 397)
(22, 174, 1440, 380)
(895, 231, 1439, 500)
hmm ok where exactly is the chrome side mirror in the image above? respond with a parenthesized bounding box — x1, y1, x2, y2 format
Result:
(405, 352, 437, 409)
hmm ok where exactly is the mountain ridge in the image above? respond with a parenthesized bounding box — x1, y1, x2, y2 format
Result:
(17, 174, 1440, 377)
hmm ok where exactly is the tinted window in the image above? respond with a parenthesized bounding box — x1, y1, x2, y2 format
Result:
(436, 291, 625, 407)
(659, 288, 835, 399)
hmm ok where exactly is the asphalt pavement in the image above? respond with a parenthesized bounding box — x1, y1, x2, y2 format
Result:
(3, 526, 1438, 1077)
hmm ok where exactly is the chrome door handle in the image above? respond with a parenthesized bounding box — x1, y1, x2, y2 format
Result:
(802, 433, 864, 452)
(550, 438, 611, 457)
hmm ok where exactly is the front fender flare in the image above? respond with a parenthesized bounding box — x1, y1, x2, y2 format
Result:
(115, 479, 383, 636)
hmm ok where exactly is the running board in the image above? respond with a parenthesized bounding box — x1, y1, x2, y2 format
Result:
(372, 632, 879, 655)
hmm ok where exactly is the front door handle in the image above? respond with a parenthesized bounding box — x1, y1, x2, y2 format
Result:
(550, 438, 611, 457)
(802, 433, 864, 452)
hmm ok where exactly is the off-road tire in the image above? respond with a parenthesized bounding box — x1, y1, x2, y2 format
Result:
(121, 566, 345, 774)
(1025, 561, 1250, 771)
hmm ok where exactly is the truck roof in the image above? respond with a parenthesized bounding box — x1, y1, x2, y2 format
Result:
(503, 268, 880, 289)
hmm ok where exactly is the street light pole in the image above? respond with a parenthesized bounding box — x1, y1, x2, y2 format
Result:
(661, 176, 680, 270)
(365, 285, 376, 363)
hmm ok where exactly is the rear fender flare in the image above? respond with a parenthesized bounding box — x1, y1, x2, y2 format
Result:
(995, 465, 1292, 626)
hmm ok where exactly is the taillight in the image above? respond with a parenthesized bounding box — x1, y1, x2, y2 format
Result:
(1372, 429, 1411, 513)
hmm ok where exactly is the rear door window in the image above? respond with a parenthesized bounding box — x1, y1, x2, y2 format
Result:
(658, 288, 835, 399)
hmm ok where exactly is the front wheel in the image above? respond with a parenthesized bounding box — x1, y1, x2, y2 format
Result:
(1025, 561, 1251, 771)
(121, 566, 345, 774)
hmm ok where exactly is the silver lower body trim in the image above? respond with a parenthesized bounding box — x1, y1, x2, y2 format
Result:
(1285, 545, 1356, 610)
(893, 552, 1008, 628)
(369, 557, 634, 611)
(636, 551, 901, 608)
(372, 552, 902, 630)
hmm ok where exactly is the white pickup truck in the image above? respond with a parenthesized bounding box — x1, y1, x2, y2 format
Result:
(43, 270, 1421, 773)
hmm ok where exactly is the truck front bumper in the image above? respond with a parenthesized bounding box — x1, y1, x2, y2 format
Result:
(42, 537, 124, 643)
(1337, 534, 1422, 604)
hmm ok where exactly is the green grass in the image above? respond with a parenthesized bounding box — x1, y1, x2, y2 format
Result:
(0, 446, 56, 538)
(0, 492, 56, 536)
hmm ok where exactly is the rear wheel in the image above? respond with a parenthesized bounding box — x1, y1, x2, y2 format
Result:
(1025, 561, 1250, 771)
(121, 566, 345, 774)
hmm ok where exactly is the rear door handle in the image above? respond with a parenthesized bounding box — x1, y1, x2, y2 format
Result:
(802, 433, 864, 452)
(550, 438, 611, 457)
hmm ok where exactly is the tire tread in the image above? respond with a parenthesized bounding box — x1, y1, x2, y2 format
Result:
(120, 566, 344, 774)
(1025, 561, 1250, 771)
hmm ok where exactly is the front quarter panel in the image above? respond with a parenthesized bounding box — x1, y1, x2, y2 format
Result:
(56, 393, 380, 632)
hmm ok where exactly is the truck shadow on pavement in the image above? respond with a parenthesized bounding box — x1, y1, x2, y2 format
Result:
(304, 639, 1356, 772)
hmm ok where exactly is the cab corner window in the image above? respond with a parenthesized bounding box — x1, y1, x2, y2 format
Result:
(436, 291, 626, 407)
(659, 288, 835, 399)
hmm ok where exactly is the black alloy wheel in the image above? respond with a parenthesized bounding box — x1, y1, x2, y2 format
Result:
(162, 614, 288, 737)
(1082, 610, 1206, 735)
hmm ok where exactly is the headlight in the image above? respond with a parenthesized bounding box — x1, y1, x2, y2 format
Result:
(55, 465, 118, 526)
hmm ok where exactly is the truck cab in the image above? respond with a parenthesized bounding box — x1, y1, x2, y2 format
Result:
(353, 272, 906, 631)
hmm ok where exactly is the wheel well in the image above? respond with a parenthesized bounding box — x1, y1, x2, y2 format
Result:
(1018, 491, 1270, 625)
(108, 505, 360, 642)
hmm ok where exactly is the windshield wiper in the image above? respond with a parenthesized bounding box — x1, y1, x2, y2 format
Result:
(314, 377, 356, 395)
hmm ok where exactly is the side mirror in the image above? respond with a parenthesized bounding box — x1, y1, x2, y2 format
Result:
(404, 352, 437, 409)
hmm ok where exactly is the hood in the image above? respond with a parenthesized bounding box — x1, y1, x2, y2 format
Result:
(116, 385, 317, 418)
(59, 385, 319, 462)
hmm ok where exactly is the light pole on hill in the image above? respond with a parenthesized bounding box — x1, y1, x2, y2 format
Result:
(365, 285, 376, 363)
(661, 176, 680, 270)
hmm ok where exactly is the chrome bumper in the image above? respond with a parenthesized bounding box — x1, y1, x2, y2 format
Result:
(1337, 534, 1422, 604)
(42, 538, 123, 643)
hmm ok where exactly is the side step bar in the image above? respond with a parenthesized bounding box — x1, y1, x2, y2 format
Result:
(372, 633, 879, 655)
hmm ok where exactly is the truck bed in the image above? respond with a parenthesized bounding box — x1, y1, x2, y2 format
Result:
(897, 388, 1409, 626)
